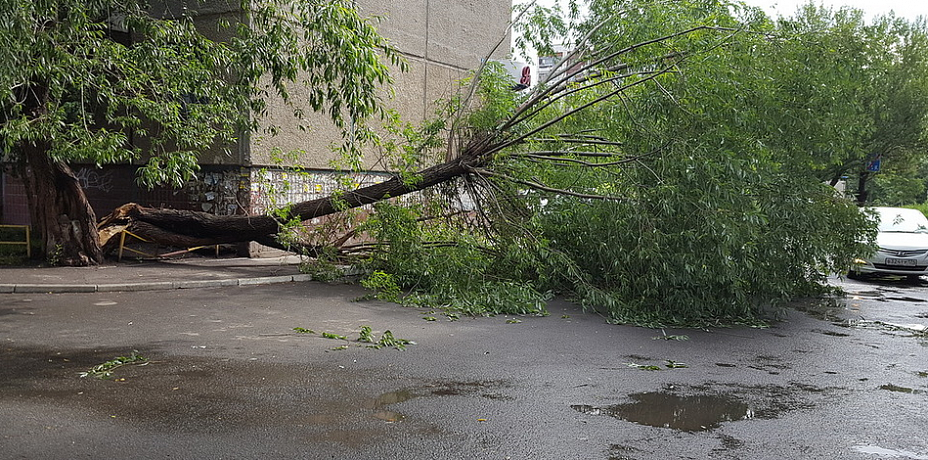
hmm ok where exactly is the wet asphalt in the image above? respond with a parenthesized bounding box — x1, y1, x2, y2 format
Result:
(0, 277, 926, 459)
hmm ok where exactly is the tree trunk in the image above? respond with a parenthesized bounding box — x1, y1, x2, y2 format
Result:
(21, 141, 104, 266)
(856, 170, 870, 206)
(98, 158, 474, 253)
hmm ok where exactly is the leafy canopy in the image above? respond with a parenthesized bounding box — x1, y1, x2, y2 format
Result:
(0, 0, 402, 185)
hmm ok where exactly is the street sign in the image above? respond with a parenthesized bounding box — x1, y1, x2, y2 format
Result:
(866, 154, 882, 172)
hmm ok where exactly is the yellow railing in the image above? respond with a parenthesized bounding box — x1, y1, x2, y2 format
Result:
(117, 230, 157, 261)
(0, 225, 31, 257)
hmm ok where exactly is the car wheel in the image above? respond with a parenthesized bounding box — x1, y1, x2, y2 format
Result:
(846, 270, 863, 280)
(906, 274, 922, 283)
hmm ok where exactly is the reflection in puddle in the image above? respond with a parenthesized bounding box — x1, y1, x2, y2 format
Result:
(793, 298, 852, 322)
(837, 319, 928, 338)
(372, 410, 405, 422)
(852, 445, 928, 459)
(853, 290, 886, 299)
(798, 295, 928, 342)
(886, 297, 927, 303)
(879, 384, 923, 395)
(796, 288, 928, 324)
(367, 389, 415, 422)
(374, 389, 415, 405)
(571, 392, 754, 432)
(812, 329, 850, 337)
(607, 444, 640, 460)
(367, 381, 509, 423)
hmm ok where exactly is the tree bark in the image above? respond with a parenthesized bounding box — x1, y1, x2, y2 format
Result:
(856, 170, 870, 206)
(21, 141, 104, 266)
(98, 158, 475, 253)
(13, 81, 102, 266)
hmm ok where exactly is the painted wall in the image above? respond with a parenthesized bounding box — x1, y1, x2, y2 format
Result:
(249, 0, 513, 169)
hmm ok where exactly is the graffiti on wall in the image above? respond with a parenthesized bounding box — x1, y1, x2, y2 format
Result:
(74, 168, 113, 192)
(177, 167, 412, 218)
(248, 169, 387, 215)
(184, 169, 248, 216)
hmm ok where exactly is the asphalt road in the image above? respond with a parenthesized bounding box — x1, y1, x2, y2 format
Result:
(1, 278, 926, 459)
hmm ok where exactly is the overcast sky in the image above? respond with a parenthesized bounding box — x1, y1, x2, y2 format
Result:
(529, 1, 928, 21)
(743, 0, 928, 20)
(517, 1, 928, 63)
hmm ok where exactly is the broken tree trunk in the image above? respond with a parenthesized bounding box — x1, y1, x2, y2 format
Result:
(98, 157, 478, 254)
(14, 82, 104, 266)
(22, 142, 104, 266)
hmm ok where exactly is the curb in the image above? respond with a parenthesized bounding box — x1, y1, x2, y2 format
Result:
(0, 274, 314, 294)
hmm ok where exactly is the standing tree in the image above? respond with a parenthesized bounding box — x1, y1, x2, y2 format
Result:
(762, 5, 928, 205)
(0, 0, 400, 265)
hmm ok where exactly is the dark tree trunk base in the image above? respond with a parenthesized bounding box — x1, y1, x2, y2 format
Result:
(22, 142, 103, 266)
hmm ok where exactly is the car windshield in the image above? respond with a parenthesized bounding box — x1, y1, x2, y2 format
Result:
(876, 208, 928, 233)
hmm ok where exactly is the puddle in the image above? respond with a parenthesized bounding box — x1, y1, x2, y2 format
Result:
(837, 319, 928, 338)
(748, 355, 792, 373)
(886, 297, 927, 303)
(0, 345, 509, 443)
(607, 444, 641, 460)
(366, 381, 510, 422)
(793, 298, 853, 322)
(572, 392, 754, 432)
(852, 445, 928, 459)
(717, 434, 745, 449)
(367, 389, 414, 422)
(572, 382, 833, 433)
(812, 329, 850, 337)
(879, 384, 923, 395)
(372, 410, 405, 422)
(852, 290, 887, 299)
(796, 289, 928, 325)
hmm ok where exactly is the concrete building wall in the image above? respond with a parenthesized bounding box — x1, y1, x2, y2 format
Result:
(249, 0, 512, 171)
(148, 3, 247, 166)
(150, 0, 514, 178)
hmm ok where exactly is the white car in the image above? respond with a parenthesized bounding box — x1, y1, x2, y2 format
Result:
(851, 207, 928, 279)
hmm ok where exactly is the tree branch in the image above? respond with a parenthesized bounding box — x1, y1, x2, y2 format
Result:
(469, 167, 625, 201)
(489, 62, 681, 157)
(514, 151, 625, 158)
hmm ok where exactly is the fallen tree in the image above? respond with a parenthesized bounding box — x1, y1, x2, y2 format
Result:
(97, 141, 488, 252)
(78, 0, 920, 326)
(95, 16, 702, 255)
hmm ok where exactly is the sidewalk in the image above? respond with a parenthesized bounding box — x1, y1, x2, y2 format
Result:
(0, 256, 312, 294)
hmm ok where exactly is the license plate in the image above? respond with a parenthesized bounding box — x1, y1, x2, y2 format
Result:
(885, 257, 917, 266)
